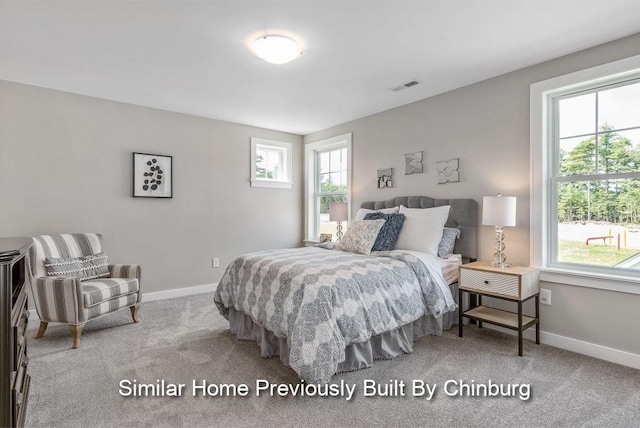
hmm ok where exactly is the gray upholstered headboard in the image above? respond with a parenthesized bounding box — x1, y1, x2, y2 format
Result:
(360, 196, 478, 262)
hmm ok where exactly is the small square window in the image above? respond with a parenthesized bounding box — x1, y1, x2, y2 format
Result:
(250, 138, 293, 188)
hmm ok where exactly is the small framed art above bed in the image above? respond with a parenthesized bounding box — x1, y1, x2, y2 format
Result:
(214, 196, 478, 384)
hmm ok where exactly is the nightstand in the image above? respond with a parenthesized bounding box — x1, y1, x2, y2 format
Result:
(458, 261, 540, 356)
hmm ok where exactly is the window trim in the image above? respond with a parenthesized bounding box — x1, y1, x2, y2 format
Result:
(530, 54, 640, 294)
(304, 133, 352, 241)
(250, 137, 293, 189)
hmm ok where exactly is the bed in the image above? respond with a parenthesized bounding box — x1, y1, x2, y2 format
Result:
(214, 196, 478, 383)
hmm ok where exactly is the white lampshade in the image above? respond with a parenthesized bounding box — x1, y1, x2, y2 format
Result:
(329, 202, 348, 222)
(254, 35, 301, 64)
(482, 195, 516, 227)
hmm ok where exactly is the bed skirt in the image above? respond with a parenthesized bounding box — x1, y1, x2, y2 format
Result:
(227, 302, 460, 377)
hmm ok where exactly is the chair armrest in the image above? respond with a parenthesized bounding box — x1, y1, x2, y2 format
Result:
(32, 276, 84, 324)
(109, 264, 142, 279)
(109, 264, 143, 295)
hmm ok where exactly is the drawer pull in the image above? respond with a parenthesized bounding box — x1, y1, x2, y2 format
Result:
(484, 280, 489, 285)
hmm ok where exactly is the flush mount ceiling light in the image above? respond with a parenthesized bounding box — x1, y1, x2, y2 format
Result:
(254, 35, 302, 65)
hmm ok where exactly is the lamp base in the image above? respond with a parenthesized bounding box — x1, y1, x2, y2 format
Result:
(491, 261, 511, 269)
(336, 222, 344, 241)
(491, 226, 509, 268)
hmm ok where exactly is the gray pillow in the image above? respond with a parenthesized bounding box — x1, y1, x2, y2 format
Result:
(438, 227, 461, 258)
(363, 212, 406, 251)
(44, 252, 110, 281)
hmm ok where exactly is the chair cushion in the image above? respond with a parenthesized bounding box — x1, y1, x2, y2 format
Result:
(82, 277, 139, 308)
(86, 293, 139, 321)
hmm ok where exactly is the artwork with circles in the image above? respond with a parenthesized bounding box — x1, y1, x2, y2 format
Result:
(377, 168, 393, 189)
(437, 158, 460, 184)
(133, 152, 173, 198)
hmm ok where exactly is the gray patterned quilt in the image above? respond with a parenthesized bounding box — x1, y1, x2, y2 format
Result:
(214, 246, 456, 383)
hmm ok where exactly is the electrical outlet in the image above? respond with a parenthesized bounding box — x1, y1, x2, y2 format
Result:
(540, 288, 551, 306)
(212, 258, 220, 268)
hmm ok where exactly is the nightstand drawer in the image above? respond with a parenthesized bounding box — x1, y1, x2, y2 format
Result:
(460, 268, 519, 297)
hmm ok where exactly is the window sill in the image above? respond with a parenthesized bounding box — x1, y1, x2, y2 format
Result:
(540, 267, 640, 295)
(250, 179, 292, 189)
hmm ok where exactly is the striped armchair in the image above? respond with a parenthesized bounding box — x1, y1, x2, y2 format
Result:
(28, 233, 142, 348)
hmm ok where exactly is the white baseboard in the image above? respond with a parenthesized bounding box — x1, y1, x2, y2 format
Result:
(142, 283, 217, 302)
(481, 324, 640, 370)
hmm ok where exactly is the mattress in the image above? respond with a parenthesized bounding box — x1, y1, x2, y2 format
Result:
(439, 253, 463, 285)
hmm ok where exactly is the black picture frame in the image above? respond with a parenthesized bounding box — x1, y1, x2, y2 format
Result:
(132, 152, 173, 198)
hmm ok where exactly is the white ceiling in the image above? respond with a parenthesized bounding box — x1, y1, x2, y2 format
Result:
(2, 1, 640, 135)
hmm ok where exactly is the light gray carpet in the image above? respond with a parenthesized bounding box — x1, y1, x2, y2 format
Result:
(25, 293, 640, 427)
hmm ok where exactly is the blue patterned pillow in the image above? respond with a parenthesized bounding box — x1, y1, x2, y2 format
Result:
(438, 227, 461, 258)
(363, 212, 406, 251)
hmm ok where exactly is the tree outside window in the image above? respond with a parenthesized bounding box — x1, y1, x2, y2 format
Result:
(555, 81, 640, 269)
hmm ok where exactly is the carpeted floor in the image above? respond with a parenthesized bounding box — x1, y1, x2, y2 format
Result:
(25, 292, 640, 427)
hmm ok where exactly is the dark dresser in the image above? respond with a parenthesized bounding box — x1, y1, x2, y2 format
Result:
(1, 237, 32, 427)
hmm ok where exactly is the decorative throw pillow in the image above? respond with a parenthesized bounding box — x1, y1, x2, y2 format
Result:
(45, 252, 110, 281)
(353, 206, 400, 221)
(44, 257, 84, 278)
(363, 212, 406, 251)
(338, 219, 386, 255)
(80, 252, 110, 280)
(395, 205, 451, 255)
(438, 227, 461, 258)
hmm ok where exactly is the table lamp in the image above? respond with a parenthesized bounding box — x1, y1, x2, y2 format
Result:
(329, 202, 348, 241)
(482, 194, 516, 268)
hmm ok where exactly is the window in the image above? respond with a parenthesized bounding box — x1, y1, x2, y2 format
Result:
(531, 55, 640, 293)
(250, 138, 292, 188)
(305, 133, 352, 241)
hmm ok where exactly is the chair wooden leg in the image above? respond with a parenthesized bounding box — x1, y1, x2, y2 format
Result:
(69, 324, 84, 349)
(35, 321, 48, 339)
(130, 304, 140, 323)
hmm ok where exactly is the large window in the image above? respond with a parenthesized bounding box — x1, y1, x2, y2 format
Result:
(531, 55, 640, 292)
(305, 133, 352, 241)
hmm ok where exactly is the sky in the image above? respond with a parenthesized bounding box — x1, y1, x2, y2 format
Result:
(559, 80, 640, 152)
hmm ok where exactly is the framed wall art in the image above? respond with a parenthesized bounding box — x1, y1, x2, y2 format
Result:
(437, 158, 460, 184)
(377, 168, 393, 188)
(133, 152, 173, 198)
(405, 151, 423, 174)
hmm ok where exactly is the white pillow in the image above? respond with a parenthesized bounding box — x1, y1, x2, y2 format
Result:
(338, 219, 386, 255)
(353, 206, 400, 221)
(395, 205, 451, 255)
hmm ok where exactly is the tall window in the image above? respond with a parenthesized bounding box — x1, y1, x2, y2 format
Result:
(305, 133, 352, 241)
(531, 56, 640, 291)
(555, 82, 640, 269)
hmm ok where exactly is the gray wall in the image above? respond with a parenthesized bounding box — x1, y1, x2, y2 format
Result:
(0, 81, 303, 293)
(304, 33, 640, 356)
